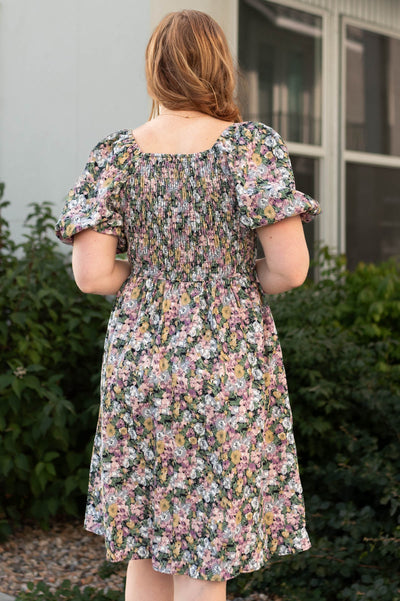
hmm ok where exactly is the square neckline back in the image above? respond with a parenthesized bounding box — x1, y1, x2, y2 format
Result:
(129, 121, 240, 158)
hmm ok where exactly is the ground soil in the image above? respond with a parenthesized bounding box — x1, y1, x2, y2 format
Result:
(0, 518, 280, 600)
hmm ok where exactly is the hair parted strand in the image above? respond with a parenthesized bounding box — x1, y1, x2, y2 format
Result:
(145, 10, 242, 122)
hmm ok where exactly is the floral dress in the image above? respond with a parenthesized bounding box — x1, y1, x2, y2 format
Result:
(55, 121, 321, 582)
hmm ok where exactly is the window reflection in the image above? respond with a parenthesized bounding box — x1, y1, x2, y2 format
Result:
(346, 26, 400, 156)
(346, 163, 400, 269)
(239, 0, 322, 145)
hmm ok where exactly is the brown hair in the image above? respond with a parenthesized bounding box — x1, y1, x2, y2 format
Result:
(145, 10, 242, 122)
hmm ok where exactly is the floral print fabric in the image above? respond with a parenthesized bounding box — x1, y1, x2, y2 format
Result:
(55, 121, 321, 582)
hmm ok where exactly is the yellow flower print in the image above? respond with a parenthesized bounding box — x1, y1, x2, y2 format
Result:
(266, 151, 273, 159)
(162, 298, 171, 312)
(189, 436, 197, 445)
(171, 373, 178, 386)
(105, 364, 114, 378)
(126, 520, 135, 529)
(116, 530, 123, 546)
(156, 440, 165, 454)
(120, 427, 127, 436)
(139, 321, 149, 333)
(114, 385, 121, 394)
(173, 541, 181, 557)
(251, 152, 262, 166)
(263, 372, 271, 387)
(265, 430, 274, 444)
(231, 450, 241, 465)
(278, 432, 286, 440)
(175, 433, 185, 447)
(235, 511, 242, 524)
(180, 292, 191, 305)
(204, 329, 212, 341)
(264, 511, 274, 525)
(159, 498, 170, 512)
(221, 497, 231, 509)
(65, 223, 75, 238)
(221, 305, 232, 320)
(173, 513, 180, 528)
(282, 530, 289, 538)
(131, 286, 140, 300)
(229, 333, 237, 349)
(245, 511, 253, 521)
(160, 467, 167, 482)
(159, 357, 169, 372)
(108, 503, 118, 517)
(225, 252, 232, 265)
(234, 364, 245, 379)
(206, 472, 214, 483)
(106, 423, 115, 437)
(263, 205, 276, 220)
(118, 152, 128, 165)
(144, 417, 153, 430)
(186, 533, 194, 544)
(216, 430, 226, 444)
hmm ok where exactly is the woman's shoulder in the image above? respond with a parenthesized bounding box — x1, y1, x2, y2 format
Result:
(89, 129, 136, 166)
(227, 121, 282, 153)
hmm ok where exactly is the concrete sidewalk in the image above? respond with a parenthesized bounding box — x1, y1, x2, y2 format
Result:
(0, 593, 15, 600)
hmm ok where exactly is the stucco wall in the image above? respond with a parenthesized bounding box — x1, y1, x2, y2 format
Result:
(0, 0, 150, 241)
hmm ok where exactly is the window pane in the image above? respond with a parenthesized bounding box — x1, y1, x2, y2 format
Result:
(346, 25, 400, 156)
(346, 163, 400, 269)
(291, 156, 317, 258)
(239, 0, 322, 145)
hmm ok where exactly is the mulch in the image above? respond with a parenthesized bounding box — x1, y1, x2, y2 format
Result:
(0, 518, 279, 600)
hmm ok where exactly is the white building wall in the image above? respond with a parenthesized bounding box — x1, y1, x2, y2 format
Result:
(0, 0, 151, 241)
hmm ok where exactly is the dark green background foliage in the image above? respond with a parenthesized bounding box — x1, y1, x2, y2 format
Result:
(1, 195, 399, 601)
(0, 192, 111, 531)
(231, 252, 400, 600)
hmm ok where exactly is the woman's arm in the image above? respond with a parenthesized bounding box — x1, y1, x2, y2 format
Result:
(255, 215, 309, 295)
(72, 229, 131, 295)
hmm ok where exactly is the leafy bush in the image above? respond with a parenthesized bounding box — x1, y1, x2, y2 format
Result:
(228, 252, 400, 601)
(0, 191, 111, 532)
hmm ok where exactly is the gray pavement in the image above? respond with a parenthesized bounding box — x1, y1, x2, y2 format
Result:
(0, 593, 15, 600)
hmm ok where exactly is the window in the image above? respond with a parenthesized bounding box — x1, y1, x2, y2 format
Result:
(239, 0, 322, 265)
(239, 0, 322, 145)
(344, 23, 400, 268)
(346, 163, 400, 269)
(346, 26, 400, 156)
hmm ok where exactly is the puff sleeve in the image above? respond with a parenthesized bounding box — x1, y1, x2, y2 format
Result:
(55, 130, 131, 254)
(235, 122, 321, 229)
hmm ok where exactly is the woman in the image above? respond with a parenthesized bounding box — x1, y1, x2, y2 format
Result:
(55, 9, 320, 601)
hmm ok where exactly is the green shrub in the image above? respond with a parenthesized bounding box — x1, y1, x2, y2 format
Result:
(228, 252, 400, 601)
(0, 192, 111, 531)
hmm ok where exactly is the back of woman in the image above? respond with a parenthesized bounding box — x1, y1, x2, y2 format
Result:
(55, 9, 321, 601)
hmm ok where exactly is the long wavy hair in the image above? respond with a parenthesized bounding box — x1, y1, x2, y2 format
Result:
(145, 10, 242, 122)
